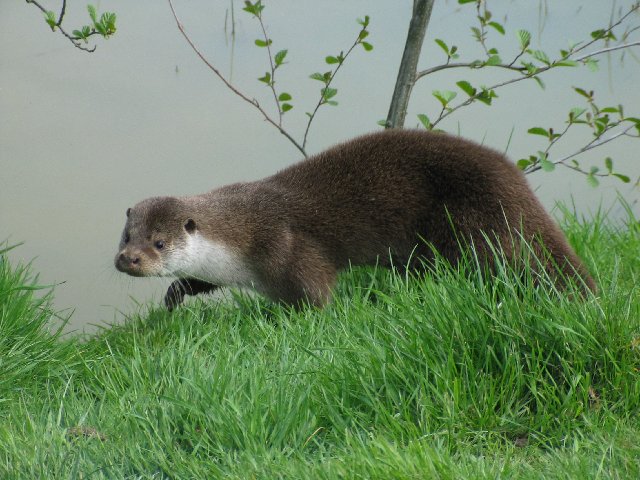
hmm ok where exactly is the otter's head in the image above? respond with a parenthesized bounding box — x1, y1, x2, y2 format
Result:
(114, 196, 198, 278)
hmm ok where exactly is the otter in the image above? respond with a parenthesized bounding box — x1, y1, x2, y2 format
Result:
(114, 129, 596, 310)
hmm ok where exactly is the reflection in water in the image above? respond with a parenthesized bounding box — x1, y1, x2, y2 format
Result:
(1, 1, 638, 333)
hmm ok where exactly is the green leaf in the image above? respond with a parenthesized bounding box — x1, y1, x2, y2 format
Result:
(309, 72, 328, 83)
(258, 72, 271, 84)
(432, 90, 457, 108)
(530, 49, 550, 65)
(517, 158, 533, 170)
(584, 58, 599, 72)
(488, 21, 505, 35)
(417, 114, 431, 129)
(435, 39, 449, 55)
(94, 21, 107, 36)
(521, 62, 538, 75)
(281, 103, 293, 112)
(540, 159, 556, 172)
(528, 127, 549, 137)
(325, 56, 339, 65)
(278, 92, 292, 102)
(87, 4, 97, 23)
(361, 41, 373, 51)
(538, 152, 555, 172)
(99, 12, 116, 35)
(604, 157, 613, 173)
(471, 26, 483, 42)
(326, 100, 338, 106)
(476, 88, 496, 105)
(573, 87, 592, 99)
(554, 60, 578, 67)
(357, 15, 370, 27)
(243, 1, 264, 16)
(458, 0, 477, 4)
(533, 76, 545, 89)
(358, 30, 369, 40)
(569, 108, 587, 121)
(322, 87, 338, 100)
(377, 119, 387, 127)
(456, 80, 476, 97)
(274, 49, 288, 66)
(254, 39, 272, 47)
(517, 30, 531, 49)
(586, 173, 599, 188)
(594, 115, 610, 134)
(613, 173, 631, 183)
(44, 11, 56, 30)
(485, 55, 502, 66)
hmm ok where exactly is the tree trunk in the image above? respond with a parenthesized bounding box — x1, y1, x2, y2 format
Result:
(385, 0, 434, 129)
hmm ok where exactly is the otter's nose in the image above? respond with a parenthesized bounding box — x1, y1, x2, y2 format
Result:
(119, 253, 140, 265)
(115, 251, 142, 274)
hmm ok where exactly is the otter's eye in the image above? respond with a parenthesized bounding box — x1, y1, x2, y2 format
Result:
(154, 240, 165, 250)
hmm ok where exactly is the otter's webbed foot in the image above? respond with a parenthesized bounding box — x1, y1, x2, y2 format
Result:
(165, 278, 219, 311)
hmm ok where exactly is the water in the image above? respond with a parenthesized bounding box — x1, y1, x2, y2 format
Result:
(2, 0, 638, 333)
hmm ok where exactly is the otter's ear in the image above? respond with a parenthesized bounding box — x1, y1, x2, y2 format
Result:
(185, 219, 197, 234)
(126, 208, 131, 217)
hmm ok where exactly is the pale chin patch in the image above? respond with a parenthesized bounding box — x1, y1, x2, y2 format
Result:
(164, 233, 257, 288)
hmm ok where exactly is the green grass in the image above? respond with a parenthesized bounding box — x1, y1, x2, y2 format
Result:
(1, 208, 639, 479)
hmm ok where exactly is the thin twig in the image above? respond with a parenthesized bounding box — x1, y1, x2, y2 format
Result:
(423, 2, 640, 129)
(431, 42, 640, 129)
(544, 122, 572, 157)
(167, 0, 307, 157)
(506, 47, 527, 68)
(417, 41, 640, 81)
(255, 13, 283, 126)
(475, 2, 490, 57)
(526, 123, 639, 175)
(416, 61, 525, 79)
(573, 41, 640, 62)
(301, 26, 367, 149)
(57, 0, 66, 24)
(26, 0, 97, 52)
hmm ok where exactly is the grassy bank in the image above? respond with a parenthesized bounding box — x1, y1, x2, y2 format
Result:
(1, 211, 639, 479)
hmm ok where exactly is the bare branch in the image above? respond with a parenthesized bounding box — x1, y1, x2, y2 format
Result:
(57, 0, 66, 25)
(385, 0, 435, 128)
(573, 41, 640, 63)
(416, 61, 525, 80)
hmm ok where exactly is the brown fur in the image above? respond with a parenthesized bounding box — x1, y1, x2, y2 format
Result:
(115, 129, 596, 309)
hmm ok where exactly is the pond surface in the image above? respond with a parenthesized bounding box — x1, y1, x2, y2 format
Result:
(1, 1, 638, 333)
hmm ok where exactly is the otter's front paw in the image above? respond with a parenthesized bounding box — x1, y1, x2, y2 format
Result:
(164, 278, 219, 311)
(165, 280, 188, 311)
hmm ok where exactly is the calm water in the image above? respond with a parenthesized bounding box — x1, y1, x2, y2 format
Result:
(1, 1, 638, 333)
